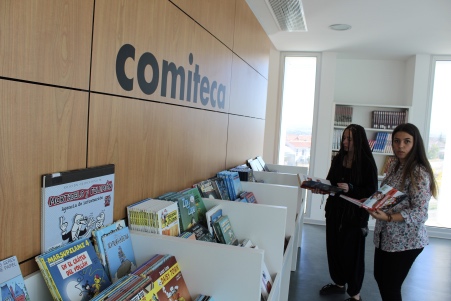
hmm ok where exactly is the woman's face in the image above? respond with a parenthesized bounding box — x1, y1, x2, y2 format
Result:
(342, 129, 354, 153)
(393, 131, 414, 163)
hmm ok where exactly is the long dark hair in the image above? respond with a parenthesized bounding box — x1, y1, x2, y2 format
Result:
(337, 124, 377, 186)
(392, 123, 437, 197)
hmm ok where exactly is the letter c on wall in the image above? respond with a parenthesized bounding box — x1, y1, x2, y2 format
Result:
(116, 44, 135, 91)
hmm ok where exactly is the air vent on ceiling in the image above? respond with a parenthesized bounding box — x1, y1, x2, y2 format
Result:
(266, 0, 307, 32)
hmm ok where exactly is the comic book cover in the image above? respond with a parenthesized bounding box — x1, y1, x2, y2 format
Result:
(35, 238, 112, 301)
(41, 164, 115, 253)
(101, 226, 137, 283)
(0, 256, 31, 301)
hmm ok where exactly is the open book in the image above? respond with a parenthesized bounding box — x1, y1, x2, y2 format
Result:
(340, 184, 407, 211)
(297, 174, 344, 194)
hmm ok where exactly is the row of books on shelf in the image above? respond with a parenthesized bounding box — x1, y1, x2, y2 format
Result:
(332, 129, 393, 154)
(332, 129, 344, 150)
(1, 246, 214, 301)
(369, 132, 393, 153)
(334, 105, 353, 126)
(372, 109, 408, 129)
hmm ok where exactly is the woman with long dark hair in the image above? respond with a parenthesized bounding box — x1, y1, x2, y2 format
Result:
(319, 124, 378, 301)
(368, 123, 437, 301)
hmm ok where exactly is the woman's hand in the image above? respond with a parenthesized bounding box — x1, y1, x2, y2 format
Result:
(337, 182, 349, 193)
(367, 209, 389, 221)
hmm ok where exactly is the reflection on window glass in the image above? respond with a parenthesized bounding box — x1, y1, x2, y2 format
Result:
(427, 60, 451, 228)
(278, 56, 317, 171)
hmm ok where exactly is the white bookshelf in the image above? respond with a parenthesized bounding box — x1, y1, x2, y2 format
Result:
(24, 199, 287, 301)
(240, 181, 299, 301)
(251, 165, 308, 273)
(131, 198, 287, 301)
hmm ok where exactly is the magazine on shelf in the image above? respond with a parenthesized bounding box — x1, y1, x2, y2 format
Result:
(340, 184, 407, 211)
(297, 174, 344, 195)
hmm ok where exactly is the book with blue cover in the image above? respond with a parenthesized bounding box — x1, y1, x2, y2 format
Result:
(91, 219, 126, 268)
(35, 238, 112, 301)
(101, 226, 137, 283)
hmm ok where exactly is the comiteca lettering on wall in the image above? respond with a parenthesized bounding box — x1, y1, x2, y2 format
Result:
(116, 44, 226, 109)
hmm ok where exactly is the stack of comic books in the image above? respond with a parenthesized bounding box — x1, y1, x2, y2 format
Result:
(132, 254, 192, 301)
(127, 198, 180, 236)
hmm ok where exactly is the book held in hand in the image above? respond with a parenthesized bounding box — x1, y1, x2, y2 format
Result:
(297, 174, 344, 195)
(340, 184, 407, 211)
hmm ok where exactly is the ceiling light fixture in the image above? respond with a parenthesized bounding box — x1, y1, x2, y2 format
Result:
(329, 24, 352, 31)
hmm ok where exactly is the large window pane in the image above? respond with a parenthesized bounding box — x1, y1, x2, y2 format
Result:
(427, 60, 451, 228)
(278, 56, 317, 171)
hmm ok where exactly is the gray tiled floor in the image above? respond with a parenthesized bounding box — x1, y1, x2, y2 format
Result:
(288, 223, 451, 301)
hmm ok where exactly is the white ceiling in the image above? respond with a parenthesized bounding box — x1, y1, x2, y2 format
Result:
(246, 0, 451, 60)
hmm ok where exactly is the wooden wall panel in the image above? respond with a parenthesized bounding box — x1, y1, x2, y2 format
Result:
(170, 0, 236, 49)
(226, 115, 265, 168)
(0, 0, 93, 89)
(229, 54, 268, 118)
(233, 0, 271, 79)
(87, 94, 229, 220)
(91, 0, 232, 113)
(0, 80, 89, 274)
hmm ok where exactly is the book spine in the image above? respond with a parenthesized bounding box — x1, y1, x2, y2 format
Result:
(36, 256, 63, 301)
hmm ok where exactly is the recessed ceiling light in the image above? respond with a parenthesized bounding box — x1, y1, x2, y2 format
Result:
(329, 24, 352, 31)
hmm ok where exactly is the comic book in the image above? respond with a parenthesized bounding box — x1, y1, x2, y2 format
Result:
(0, 256, 31, 301)
(41, 164, 115, 253)
(35, 238, 112, 301)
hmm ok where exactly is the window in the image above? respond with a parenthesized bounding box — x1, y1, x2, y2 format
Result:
(277, 54, 319, 172)
(426, 58, 451, 229)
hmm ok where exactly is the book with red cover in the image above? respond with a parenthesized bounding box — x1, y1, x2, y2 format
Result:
(340, 184, 406, 211)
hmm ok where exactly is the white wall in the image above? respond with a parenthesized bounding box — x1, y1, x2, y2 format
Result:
(334, 59, 408, 106)
(408, 55, 432, 136)
(264, 52, 432, 223)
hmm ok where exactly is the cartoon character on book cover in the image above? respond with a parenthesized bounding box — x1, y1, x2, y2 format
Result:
(41, 166, 115, 253)
(144, 256, 192, 301)
(36, 238, 111, 301)
(0, 256, 31, 301)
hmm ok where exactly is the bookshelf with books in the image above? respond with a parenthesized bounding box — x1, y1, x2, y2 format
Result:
(131, 198, 288, 301)
(23, 198, 288, 301)
(332, 103, 410, 178)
